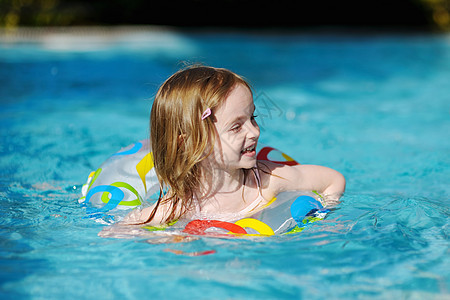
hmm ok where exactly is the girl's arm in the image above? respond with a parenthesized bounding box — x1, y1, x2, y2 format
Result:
(262, 162, 346, 206)
(97, 203, 168, 238)
(121, 201, 174, 226)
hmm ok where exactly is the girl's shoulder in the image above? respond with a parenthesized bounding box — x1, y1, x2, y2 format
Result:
(256, 159, 302, 178)
(256, 160, 323, 194)
(256, 160, 295, 197)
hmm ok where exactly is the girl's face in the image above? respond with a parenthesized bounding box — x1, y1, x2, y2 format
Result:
(208, 84, 260, 171)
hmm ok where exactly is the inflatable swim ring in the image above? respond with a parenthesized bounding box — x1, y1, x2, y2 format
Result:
(79, 140, 159, 222)
(79, 140, 329, 236)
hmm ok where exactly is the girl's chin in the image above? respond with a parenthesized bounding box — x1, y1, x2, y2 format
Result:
(240, 157, 257, 169)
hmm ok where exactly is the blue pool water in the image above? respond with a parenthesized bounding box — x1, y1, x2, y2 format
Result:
(1, 28, 449, 299)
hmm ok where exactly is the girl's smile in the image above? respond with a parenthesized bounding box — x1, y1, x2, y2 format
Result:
(241, 143, 257, 156)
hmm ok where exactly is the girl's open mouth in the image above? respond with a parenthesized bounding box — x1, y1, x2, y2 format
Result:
(241, 144, 256, 156)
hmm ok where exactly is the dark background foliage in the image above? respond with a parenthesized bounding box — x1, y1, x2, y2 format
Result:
(1, 0, 449, 31)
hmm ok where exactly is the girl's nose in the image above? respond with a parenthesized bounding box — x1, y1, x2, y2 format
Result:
(246, 119, 260, 140)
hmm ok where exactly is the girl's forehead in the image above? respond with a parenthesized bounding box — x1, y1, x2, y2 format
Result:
(215, 84, 254, 119)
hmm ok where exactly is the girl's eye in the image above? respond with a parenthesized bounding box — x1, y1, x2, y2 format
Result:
(230, 124, 242, 133)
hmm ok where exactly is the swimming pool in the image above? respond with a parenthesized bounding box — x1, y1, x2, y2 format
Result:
(1, 28, 449, 299)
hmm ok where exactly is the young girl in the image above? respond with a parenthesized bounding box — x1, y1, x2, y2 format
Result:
(122, 65, 345, 227)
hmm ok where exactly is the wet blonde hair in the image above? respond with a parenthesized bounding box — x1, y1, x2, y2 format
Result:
(146, 65, 252, 224)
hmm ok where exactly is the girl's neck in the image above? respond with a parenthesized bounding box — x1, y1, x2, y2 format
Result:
(198, 166, 245, 198)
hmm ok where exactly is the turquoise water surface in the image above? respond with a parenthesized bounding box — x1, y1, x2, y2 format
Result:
(1, 28, 449, 299)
